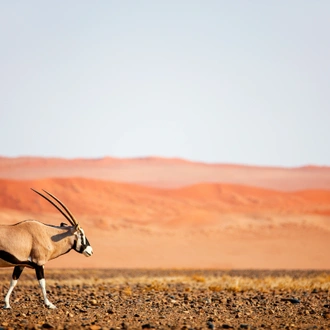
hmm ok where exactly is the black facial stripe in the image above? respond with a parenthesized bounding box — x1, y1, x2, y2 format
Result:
(73, 233, 85, 253)
(79, 232, 84, 252)
(73, 230, 90, 254)
(80, 232, 85, 244)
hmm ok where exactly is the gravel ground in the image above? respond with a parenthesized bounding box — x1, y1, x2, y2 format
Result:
(0, 269, 329, 329)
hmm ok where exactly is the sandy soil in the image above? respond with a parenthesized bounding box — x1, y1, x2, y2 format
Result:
(0, 210, 329, 270)
(0, 269, 330, 329)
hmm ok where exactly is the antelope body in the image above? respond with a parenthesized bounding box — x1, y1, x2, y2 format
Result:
(0, 189, 93, 309)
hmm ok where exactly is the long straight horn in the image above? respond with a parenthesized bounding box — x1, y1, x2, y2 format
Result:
(31, 188, 77, 227)
(42, 190, 79, 227)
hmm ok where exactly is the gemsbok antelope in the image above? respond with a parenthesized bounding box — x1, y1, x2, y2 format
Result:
(0, 189, 93, 309)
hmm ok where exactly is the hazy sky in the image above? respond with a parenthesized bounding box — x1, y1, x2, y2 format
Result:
(1, 1, 329, 166)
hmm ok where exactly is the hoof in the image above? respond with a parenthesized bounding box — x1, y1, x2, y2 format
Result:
(3, 305, 11, 309)
(46, 303, 57, 309)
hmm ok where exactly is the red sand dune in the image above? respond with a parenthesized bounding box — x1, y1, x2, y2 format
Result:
(0, 178, 329, 220)
(0, 156, 329, 269)
(1, 156, 330, 191)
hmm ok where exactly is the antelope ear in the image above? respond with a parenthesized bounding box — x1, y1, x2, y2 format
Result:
(60, 222, 69, 227)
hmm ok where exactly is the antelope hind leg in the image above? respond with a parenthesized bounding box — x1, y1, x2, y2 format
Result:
(4, 266, 25, 309)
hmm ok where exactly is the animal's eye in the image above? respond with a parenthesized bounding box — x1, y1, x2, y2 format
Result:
(60, 223, 68, 227)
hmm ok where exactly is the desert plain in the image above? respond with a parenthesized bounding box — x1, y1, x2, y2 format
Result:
(0, 156, 329, 329)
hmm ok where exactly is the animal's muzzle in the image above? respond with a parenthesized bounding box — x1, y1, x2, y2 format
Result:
(83, 246, 93, 257)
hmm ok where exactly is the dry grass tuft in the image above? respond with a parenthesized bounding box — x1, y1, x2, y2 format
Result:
(190, 274, 206, 283)
(1, 269, 330, 292)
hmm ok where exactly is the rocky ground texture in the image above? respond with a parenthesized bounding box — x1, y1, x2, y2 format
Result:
(0, 269, 329, 329)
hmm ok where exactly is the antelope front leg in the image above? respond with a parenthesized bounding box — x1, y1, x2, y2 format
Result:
(35, 265, 56, 309)
(4, 266, 25, 309)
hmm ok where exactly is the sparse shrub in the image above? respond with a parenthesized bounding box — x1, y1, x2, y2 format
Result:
(191, 275, 206, 283)
(208, 286, 222, 292)
(122, 286, 132, 296)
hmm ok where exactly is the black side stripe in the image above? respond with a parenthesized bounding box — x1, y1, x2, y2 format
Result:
(0, 250, 37, 269)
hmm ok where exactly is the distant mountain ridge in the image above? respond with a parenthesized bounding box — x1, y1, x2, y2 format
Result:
(0, 156, 329, 191)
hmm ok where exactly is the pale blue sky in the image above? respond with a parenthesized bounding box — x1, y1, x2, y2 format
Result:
(1, 1, 329, 166)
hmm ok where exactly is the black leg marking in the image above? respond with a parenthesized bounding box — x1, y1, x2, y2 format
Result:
(35, 265, 45, 281)
(12, 266, 24, 280)
(4, 266, 25, 308)
(35, 266, 56, 308)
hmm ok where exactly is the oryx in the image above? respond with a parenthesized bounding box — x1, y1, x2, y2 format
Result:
(0, 189, 93, 309)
